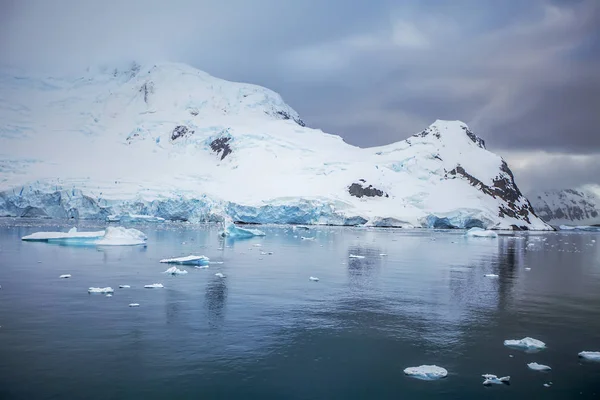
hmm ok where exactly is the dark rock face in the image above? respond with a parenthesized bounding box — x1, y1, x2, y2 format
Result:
(139, 81, 154, 104)
(266, 110, 306, 127)
(461, 125, 486, 149)
(348, 181, 388, 198)
(210, 137, 232, 160)
(446, 161, 538, 225)
(171, 125, 194, 141)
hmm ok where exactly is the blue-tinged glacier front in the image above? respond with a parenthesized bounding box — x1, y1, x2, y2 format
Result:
(0, 62, 551, 230)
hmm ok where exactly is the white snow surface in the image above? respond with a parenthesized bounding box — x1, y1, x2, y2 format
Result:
(94, 227, 147, 246)
(527, 362, 551, 371)
(578, 351, 600, 361)
(403, 365, 448, 380)
(88, 287, 114, 294)
(504, 337, 546, 351)
(163, 266, 188, 275)
(0, 63, 550, 230)
(465, 227, 499, 238)
(159, 255, 210, 265)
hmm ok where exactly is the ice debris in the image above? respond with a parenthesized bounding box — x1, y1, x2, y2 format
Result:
(88, 287, 114, 294)
(119, 285, 131, 289)
(349, 254, 365, 259)
(403, 365, 447, 380)
(106, 294, 112, 298)
(309, 276, 319, 281)
(527, 362, 551, 371)
(301, 236, 316, 241)
(144, 283, 164, 289)
(129, 303, 140, 307)
(485, 274, 499, 278)
(59, 274, 71, 279)
(163, 266, 188, 275)
(215, 272, 225, 278)
(159, 255, 209, 265)
(482, 374, 510, 386)
(504, 337, 546, 351)
(465, 227, 498, 238)
(578, 351, 600, 361)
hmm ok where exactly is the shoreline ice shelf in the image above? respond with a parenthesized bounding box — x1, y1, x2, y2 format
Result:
(0, 62, 550, 230)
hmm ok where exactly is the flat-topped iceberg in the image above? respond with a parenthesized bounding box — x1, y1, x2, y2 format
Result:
(482, 374, 510, 385)
(88, 287, 114, 294)
(579, 351, 600, 361)
(22, 227, 147, 246)
(465, 227, 498, 238)
(163, 266, 188, 275)
(144, 283, 164, 289)
(504, 337, 546, 351)
(403, 365, 447, 380)
(527, 362, 551, 371)
(159, 255, 210, 266)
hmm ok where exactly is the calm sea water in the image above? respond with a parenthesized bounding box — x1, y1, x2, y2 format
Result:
(0, 219, 599, 399)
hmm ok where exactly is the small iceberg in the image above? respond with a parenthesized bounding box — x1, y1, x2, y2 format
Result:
(23, 227, 147, 247)
(349, 254, 365, 259)
(159, 255, 209, 266)
(482, 374, 510, 386)
(59, 274, 71, 279)
(88, 287, 114, 294)
(309, 276, 319, 281)
(95, 227, 147, 246)
(527, 362, 551, 371)
(403, 365, 447, 380)
(219, 218, 266, 239)
(144, 283, 164, 289)
(129, 303, 140, 307)
(485, 274, 499, 278)
(22, 227, 104, 242)
(215, 272, 225, 278)
(119, 285, 131, 289)
(504, 337, 546, 351)
(465, 227, 498, 238)
(106, 294, 112, 298)
(163, 266, 188, 275)
(579, 351, 600, 361)
(301, 236, 316, 241)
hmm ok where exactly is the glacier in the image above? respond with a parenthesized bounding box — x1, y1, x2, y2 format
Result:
(0, 62, 551, 230)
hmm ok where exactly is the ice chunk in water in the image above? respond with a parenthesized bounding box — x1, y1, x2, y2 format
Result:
(465, 227, 498, 238)
(527, 362, 551, 371)
(160, 255, 210, 266)
(349, 254, 365, 259)
(119, 285, 131, 289)
(59, 274, 71, 279)
(95, 227, 147, 246)
(24, 227, 147, 246)
(88, 287, 114, 294)
(144, 283, 164, 289)
(404, 365, 447, 380)
(215, 272, 225, 278)
(482, 374, 510, 385)
(129, 303, 140, 307)
(485, 274, 499, 278)
(106, 294, 112, 298)
(309, 276, 319, 281)
(301, 236, 315, 241)
(22, 227, 104, 242)
(163, 266, 188, 275)
(579, 351, 600, 361)
(504, 337, 546, 351)
(219, 219, 265, 239)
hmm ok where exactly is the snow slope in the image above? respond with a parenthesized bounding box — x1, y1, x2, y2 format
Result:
(0, 62, 550, 230)
(531, 189, 600, 226)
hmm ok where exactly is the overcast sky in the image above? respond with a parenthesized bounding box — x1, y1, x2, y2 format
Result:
(1, 0, 599, 193)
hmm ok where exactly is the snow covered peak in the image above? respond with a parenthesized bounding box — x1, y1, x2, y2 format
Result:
(414, 120, 486, 149)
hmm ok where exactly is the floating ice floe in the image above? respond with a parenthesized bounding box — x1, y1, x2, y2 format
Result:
(504, 337, 546, 351)
(144, 283, 164, 289)
(380, 253, 387, 256)
(23, 227, 147, 247)
(88, 287, 114, 294)
(403, 365, 447, 380)
(527, 362, 551, 371)
(525, 268, 531, 271)
(22, 227, 104, 242)
(301, 236, 316, 241)
(543, 382, 553, 388)
(309, 276, 319, 281)
(106, 294, 112, 297)
(578, 351, 600, 361)
(159, 255, 209, 266)
(59, 274, 71, 279)
(349, 254, 365, 259)
(482, 374, 510, 386)
(119, 285, 131, 289)
(219, 219, 265, 239)
(163, 266, 188, 275)
(485, 274, 499, 278)
(465, 227, 498, 238)
(215, 272, 225, 278)
(129, 303, 140, 307)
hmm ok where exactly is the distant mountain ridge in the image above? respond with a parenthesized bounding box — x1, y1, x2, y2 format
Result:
(531, 189, 600, 226)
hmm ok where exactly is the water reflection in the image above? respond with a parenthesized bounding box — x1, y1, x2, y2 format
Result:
(205, 278, 227, 329)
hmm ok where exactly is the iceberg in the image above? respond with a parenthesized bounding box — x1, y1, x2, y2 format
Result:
(309, 276, 319, 281)
(94, 227, 147, 246)
(403, 365, 447, 380)
(215, 272, 225, 278)
(484, 274, 499, 278)
(119, 285, 131, 288)
(22, 227, 104, 242)
(578, 351, 600, 361)
(129, 303, 140, 307)
(59, 274, 71, 279)
(349, 254, 365, 259)
(144, 283, 164, 289)
(482, 374, 510, 385)
(527, 362, 551, 371)
(220, 220, 266, 239)
(106, 294, 113, 297)
(301, 236, 316, 241)
(159, 255, 210, 266)
(88, 287, 114, 294)
(504, 337, 546, 351)
(163, 266, 188, 275)
(465, 227, 498, 238)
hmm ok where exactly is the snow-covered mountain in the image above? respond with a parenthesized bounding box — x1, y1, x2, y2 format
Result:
(0, 62, 550, 230)
(531, 189, 600, 226)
